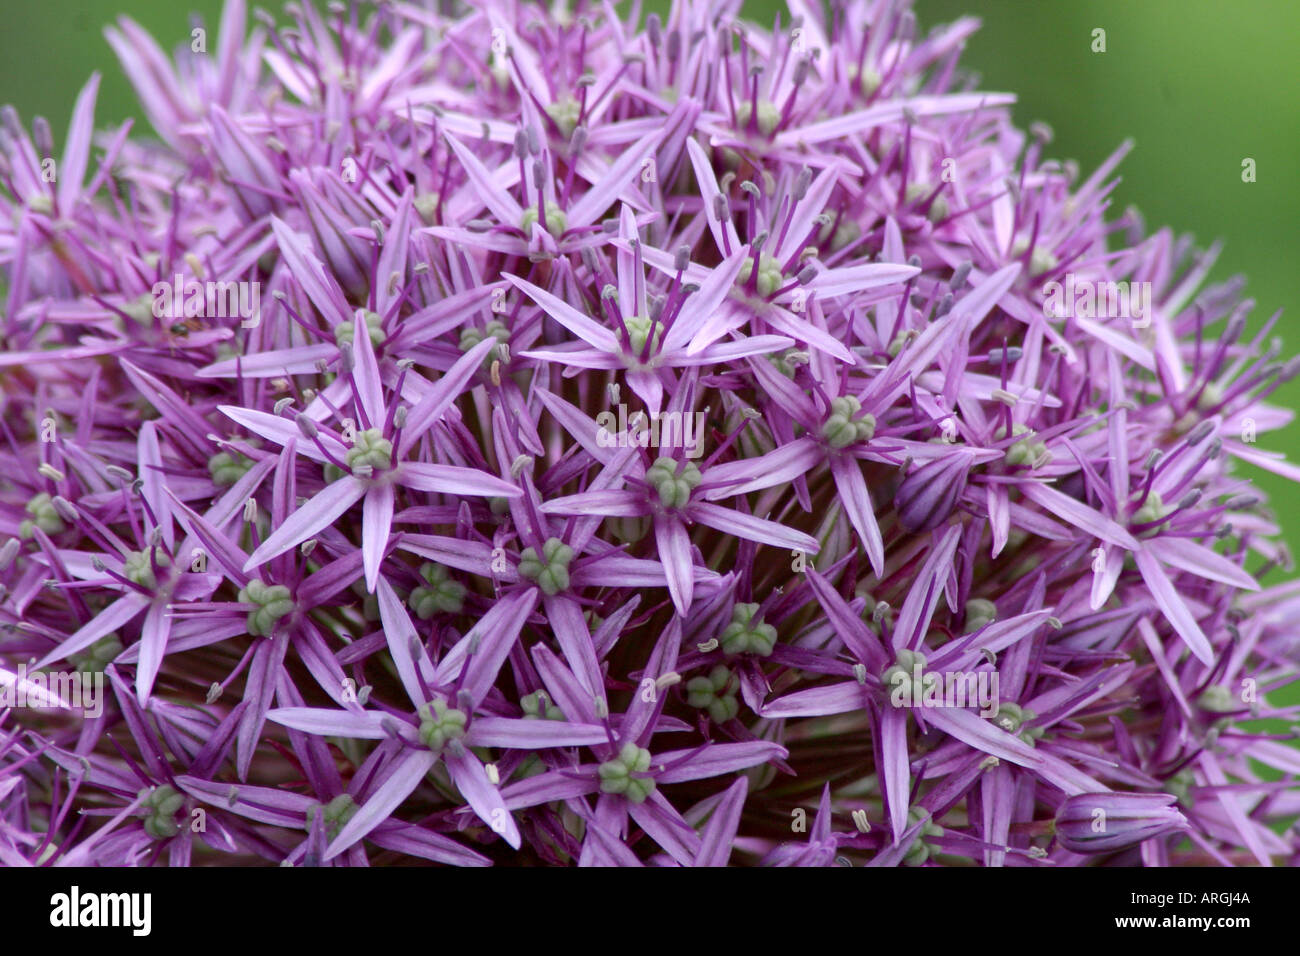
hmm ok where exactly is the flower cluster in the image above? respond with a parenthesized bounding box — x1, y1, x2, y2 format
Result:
(2, 0, 1298, 867)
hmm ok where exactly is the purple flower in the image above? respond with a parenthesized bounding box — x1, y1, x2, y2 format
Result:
(1, 0, 1297, 867)
(1054, 793, 1189, 855)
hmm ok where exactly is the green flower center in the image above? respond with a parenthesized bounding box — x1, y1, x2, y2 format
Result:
(720, 603, 778, 657)
(964, 598, 998, 633)
(19, 492, 64, 538)
(1002, 423, 1048, 467)
(1012, 237, 1058, 276)
(238, 579, 295, 636)
(413, 192, 441, 226)
(882, 648, 928, 707)
(546, 95, 582, 138)
(903, 806, 944, 865)
(334, 312, 385, 349)
(859, 68, 882, 98)
(992, 702, 1027, 734)
(1197, 685, 1238, 713)
(417, 699, 468, 753)
(610, 514, 651, 543)
(645, 456, 702, 510)
(123, 293, 155, 327)
(346, 428, 394, 473)
(307, 794, 359, 839)
(139, 784, 184, 840)
(990, 702, 1043, 745)
(738, 251, 785, 298)
(821, 396, 876, 449)
(685, 665, 741, 722)
(409, 562, 467, 618)
(459, 321, 510, 368)
(518, 537, 575, 596)
(521, 690, 566, 721)
(71, 633, 122, 673)
(905, 182, 949, 223)
(736, 99, 781, 137)
(520, 200, 568, 236)
(124, 548, 170, 590)
(623, 314, 664, 357)
(598, 742, 656, 803)
(208, 450, 253, 487)
(818, 217, 861, 252)
(1132, 491, 1168, 527)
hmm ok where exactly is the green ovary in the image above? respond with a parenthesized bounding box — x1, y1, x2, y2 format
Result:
(124, 548, 170, 590)
(1132, 491, 1168, 526)
(208, 450, 253, 487)
(719, 603, 777, 657)
(413, 192, 441, 225)
(738, 252, 784, 298)
(964, 598, 997, 633)
(518, 537, 575, 596)
(238, 579, 294, 636)
(736, 100, 781, 137)
(685, 665, 741, 722)
(418, 698, 468, 753)
(622, 314, 664, 357)
(1197, 685, 1238, 713)
(1003, 423, 1048, 467)
(346, 428, 393, 473)
(459, 320, 510, 367)
(859, 68, 882, 98)
(820, 396, 875, 449)
(598, 742, 656, 803)
(334, 312, 385, 349)
(992, 702, 1043, 746)
(905, 183, 948, 223)
(409, 562, 466, 618)
(646, 457, 701, 510)
(308, 794, 359, 839)
(139, 784, 185, 840)
(1012, 237, 1058, 276)
(521, 690, 565, 721)
(903, 806, 945, 865)
(546, 95, 582, 138)
(72, 633, 122, 673)
(882, 648, 927, 706)
(520, 201, 568, 236)
(19, 492, 64, 538)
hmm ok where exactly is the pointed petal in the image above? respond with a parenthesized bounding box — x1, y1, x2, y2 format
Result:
(361, 483, 395, 592)
(446, 749, 521, 848)
(375, 576, 435, 707)
(349, 308, 385, 428)
(219, 405, 349, 463)
(135, 600, 172, 705)
(398, 462, 520, 498)
(829, 455, 885, 578)
(503, 274, 620, 352)
(695, 777, 749, 867)
(1133, 547, 1214, 666)
(690, 501, 819, 553)
(243, 477, 367, 571)
(326, 748, 438, 858)
(655, 517, 694, 615)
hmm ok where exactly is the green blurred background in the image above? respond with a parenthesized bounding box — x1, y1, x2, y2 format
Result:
(2, 0, 1297, 562)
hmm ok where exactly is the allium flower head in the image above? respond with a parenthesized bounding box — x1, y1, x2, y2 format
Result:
(2, 0, 1298, 868)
